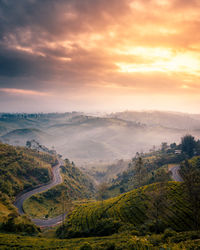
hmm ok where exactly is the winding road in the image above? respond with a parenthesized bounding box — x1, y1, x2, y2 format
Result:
(170, 165, 183, 182)
(14, 159, 66, 227)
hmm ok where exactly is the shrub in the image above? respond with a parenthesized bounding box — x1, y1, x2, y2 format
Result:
(79, 242, 92, 250)
(149, 234, 163, 246)
(140, 220, 166, 234)
(1, 213, 39, 234)
(92, 218, 122, 236)
(103, 242, 116, 250)
(118, 223, 138, 235)
(162, 228, 177, 241)
(169, 231, 200, 243)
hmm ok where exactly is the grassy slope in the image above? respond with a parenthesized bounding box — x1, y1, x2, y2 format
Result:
(24, 162, 95, 218)
(0, 231, 200, 249)
(0, 143, 58, 198)
(59, 182, 195, 237)
(0, 143, 57, 233)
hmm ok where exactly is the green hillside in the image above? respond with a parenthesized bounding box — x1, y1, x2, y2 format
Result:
(0, 143, 57, 198)
(0, 143, 97, 233)
(0, 231, 200, 249)
(0, 142, 58, 234)
(57, 182, 196, 238)
(24, 159, 95, 218)
(107, 148, 185, 196)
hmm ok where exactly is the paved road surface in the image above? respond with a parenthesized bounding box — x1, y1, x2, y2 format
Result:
(170, 165, 183, 182)
(32, 213, 67, 227)
(14, 159, 66, 227)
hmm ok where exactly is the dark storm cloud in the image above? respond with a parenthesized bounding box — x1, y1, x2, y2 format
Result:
(0, 0, 130, 39)
(0, 0, 130, 88)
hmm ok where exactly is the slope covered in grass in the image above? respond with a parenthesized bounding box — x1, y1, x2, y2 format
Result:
(0, 231, 200, 249)
(57, 182, 195, 238)
(0, 143, 58, 234)
(0, 143, 58, 198)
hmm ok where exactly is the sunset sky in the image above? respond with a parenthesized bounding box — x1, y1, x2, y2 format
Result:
(0, 0, 200, 113)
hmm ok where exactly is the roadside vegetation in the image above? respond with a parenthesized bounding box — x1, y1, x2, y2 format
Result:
(23, 160, 95, 218)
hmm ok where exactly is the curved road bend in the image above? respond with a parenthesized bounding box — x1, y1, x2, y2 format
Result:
(170, 165, 183, 182)
(14, 160, 66, 227)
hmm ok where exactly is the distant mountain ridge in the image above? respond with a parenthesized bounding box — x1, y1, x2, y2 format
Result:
(109, 110, 200, 130)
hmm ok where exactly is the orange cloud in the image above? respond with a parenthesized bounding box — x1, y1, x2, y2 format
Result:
(0, 88, 51, 96)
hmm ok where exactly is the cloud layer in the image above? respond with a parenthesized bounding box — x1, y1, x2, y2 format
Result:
(0, 0, 200, 112)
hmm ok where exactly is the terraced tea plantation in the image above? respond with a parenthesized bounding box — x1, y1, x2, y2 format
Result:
(58, 182, 195, 238)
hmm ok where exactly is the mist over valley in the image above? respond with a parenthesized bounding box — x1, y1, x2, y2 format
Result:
(1, 110, 200, 167)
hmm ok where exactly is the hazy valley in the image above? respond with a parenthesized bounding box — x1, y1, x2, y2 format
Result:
(1, 111, 200, 167)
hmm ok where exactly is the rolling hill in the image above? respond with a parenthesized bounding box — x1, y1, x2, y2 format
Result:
(57, 182, 196, 238)
(1, 128, 51, 146)
(109, 110, 200, 130)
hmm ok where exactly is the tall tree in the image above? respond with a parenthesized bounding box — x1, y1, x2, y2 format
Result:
(181, 135, 196, 158)
(97, 183, 108, 204)
(161, 142, 168, 152)
(180, 160, 200, 230)
(134, 157, 145, 187)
